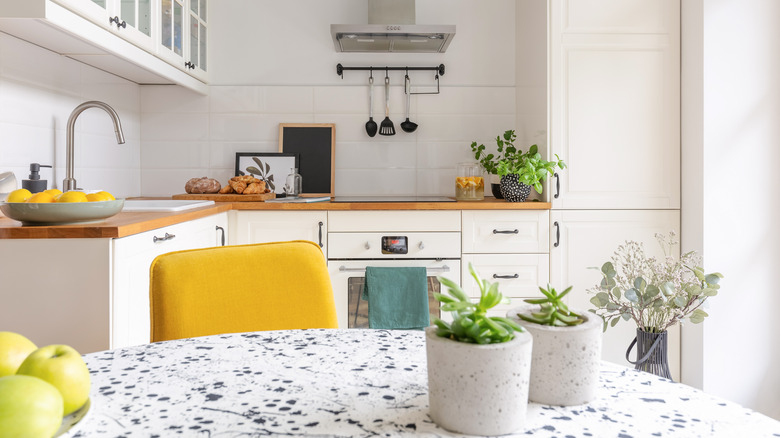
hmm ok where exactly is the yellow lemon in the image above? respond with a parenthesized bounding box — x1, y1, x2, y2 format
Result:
(97, 191, 115, 201)
(86, 192, 111, 202)
(43, 189, 62, 198)
(5, 189, 32, 203)
(25, 192, 56, 203)
(56, 191, 88, 203)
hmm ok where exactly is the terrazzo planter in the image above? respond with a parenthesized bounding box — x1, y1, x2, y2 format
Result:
(508, 305, 602, 406)
(425, 326, 533, 435)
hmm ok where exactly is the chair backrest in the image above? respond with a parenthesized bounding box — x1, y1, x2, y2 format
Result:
(149, 240, 338, 342)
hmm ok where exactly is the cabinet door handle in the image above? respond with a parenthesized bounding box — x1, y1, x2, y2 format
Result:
(554, 221, 560, 248)
(109, 16, 127, 28)
(493, 229, 519, 234)
(318, 221, 324, 248)
(215, 226, 225, 246)
(493, 273, 519, 279)
(554, 172, 560, 199)
(153, 232, 175, 243)
(184, 61, 196, 70)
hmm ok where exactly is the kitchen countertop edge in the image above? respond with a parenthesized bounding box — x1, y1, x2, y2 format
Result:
(0, 198, 550, 239)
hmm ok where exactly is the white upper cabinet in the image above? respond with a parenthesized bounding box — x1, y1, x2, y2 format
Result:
(0, 0, 207, 93)
(53, 0, 154, 52)
(549, 0, 680, 209)
(158, 0, 207, 81)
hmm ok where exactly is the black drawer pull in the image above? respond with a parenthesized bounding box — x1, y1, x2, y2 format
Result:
(554, 221, 560, 248)
(216, 226, 225, 246)
(493, 273, 519, 279)
(493, 229, 519, 235)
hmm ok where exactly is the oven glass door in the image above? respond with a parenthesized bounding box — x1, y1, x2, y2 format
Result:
(328, 260, 460, 329)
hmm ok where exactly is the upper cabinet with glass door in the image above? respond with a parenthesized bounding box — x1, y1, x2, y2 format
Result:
(52, 0, 155, 53)
(159, 0, 207, 81)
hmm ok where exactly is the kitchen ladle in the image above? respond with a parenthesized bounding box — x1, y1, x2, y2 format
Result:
(365, 73, 377, 137)
(400, 74, 418, 133)
(379, 70, 395, 136)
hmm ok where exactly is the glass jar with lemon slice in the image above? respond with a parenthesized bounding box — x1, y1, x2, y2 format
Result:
(455, 162, 484, 201)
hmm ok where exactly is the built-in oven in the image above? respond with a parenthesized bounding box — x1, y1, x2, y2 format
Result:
(327, 231, 461, 328)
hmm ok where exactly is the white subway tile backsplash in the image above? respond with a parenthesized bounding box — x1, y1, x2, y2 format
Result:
(141, 168, 210, 197)
(140, 85, 209, 114)
(334, 169, 417, 196)
(335, 142, 417, 170)
(141, 141, 210, 169)
(209, 141, 278, 169)
(417, 87, 516, 115)
(265, 87, 314, 114)
(142, 112, 209, 141)
(416, 142, 476, 169)
(210, 86, 264, 113)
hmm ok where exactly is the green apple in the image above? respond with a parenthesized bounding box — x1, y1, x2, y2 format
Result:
(0, 331, 37, 377)
(16, 345, 91, 416)
(0, 374, 63, 438)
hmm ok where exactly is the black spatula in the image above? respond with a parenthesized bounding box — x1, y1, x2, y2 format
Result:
(379, 74, 395, 136)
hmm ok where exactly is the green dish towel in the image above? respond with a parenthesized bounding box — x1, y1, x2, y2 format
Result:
(363, 266, 430, 330)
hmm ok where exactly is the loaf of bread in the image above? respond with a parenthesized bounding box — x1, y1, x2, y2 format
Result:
(185, 177, 222, 194)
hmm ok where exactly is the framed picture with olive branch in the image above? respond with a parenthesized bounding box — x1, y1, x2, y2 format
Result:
(235, 152, 299, 195)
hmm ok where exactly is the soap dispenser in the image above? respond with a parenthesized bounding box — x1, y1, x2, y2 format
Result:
(21, 163, 52, 193)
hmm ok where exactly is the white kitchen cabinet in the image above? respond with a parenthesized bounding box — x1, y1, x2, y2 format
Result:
(549, 209, 681, 380)
(462, 211, 550, 318)
(157, 0, 207, 81)
(52, 0, 154, 52)
(0, 0, 207, 93)
(0, 212, 227, 354)
(229, 211, 327, 255)
(112, 212, 227, 348)
(548, 0, 680, 209)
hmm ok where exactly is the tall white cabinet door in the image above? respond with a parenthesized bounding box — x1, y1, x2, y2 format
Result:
(549, 0, 680, 209)
(230, 211, 328, 255)
(550, 209, 681, 380)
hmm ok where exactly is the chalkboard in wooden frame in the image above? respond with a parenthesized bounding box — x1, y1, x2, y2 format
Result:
(278, 123, 335, 197)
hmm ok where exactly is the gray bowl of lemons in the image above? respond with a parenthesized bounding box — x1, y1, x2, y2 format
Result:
(0, 189, 123, 225)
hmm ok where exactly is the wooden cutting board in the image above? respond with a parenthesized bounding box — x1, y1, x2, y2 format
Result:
(172, 193, 276, 202)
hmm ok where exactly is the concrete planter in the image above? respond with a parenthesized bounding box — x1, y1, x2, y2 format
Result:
(425, 326, 533, 435)
(508, 305, 602, 406)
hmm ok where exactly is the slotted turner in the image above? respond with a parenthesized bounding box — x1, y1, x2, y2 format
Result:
(379, 74, 395, 136)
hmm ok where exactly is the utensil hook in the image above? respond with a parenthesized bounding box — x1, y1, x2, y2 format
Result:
(405, 68, 410, 95)
(369, 67, 373, 79)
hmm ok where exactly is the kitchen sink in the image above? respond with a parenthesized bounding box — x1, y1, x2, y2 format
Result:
(122, 199, 215, 212)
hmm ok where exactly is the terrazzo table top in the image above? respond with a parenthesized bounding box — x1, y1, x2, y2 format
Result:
(67, 329, 780, 437)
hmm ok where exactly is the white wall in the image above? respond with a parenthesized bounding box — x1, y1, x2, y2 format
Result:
(682, 0, 780, 420)
(140, 0, 547, 197)
(0, 33, 141, 198)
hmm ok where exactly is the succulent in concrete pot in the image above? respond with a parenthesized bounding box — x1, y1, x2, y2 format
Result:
(509, 285, 603, 406)
(425, 264, 533, 435)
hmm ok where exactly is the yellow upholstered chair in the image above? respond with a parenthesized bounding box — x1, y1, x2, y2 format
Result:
(149, 240, 338, 342)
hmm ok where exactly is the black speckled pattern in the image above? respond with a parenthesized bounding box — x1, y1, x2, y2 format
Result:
(65, 329, 780, 437)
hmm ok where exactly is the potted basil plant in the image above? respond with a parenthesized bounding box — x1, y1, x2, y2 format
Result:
(426, 263, 532, 435)
(471, 130, 566, 202)
(508, 285, 602, 406)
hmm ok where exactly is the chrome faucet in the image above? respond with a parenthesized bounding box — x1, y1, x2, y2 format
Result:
(63, 101, 125, 191)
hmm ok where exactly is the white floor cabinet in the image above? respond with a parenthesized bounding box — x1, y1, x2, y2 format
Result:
(0, 212, 227, 354)
(548, 0, 682, 379)
(229, 211, 327, 254)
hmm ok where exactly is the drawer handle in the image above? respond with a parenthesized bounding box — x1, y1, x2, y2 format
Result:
(153, 232, 175, 243)
(554, 172, 560, 199)
(493, 229, 519, 234)
(493, 273, 519, 279)
(554, 221, 560, 247)
(318, 221, 324, 248)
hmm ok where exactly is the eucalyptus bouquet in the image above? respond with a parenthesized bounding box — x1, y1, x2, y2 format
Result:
(588, 231, 724, 333)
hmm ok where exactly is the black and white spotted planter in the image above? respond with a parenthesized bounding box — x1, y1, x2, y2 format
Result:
(508, 305, 602, 406)
(425, 326, 533, 435)
(499, 174, 532, 202)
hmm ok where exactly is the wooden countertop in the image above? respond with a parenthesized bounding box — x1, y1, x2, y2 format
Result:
(0, 198, 549, 239)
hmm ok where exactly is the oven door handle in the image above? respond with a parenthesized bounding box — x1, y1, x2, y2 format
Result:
(338, 265, 450, 273)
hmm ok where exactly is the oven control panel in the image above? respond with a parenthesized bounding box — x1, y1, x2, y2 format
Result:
(381, 236, 408, 254)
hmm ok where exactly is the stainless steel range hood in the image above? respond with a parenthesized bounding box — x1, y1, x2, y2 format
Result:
(331, 0, 455, 53)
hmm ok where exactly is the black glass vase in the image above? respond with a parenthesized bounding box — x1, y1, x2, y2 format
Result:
(626, 328, 672, 380)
